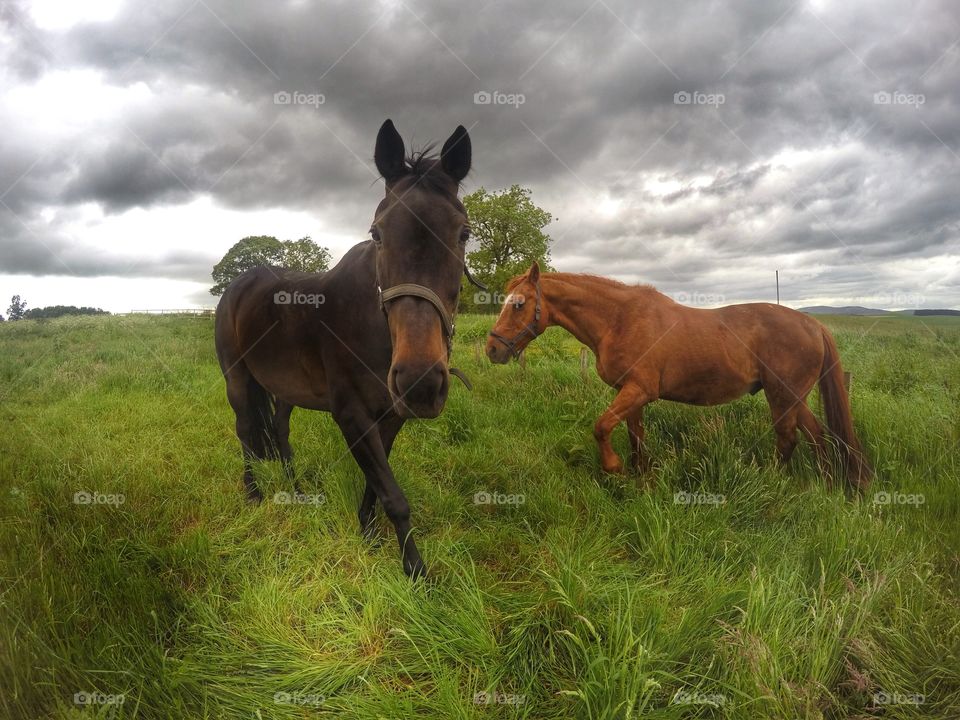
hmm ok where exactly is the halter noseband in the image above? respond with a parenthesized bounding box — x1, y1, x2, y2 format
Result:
(377, 264, 487, 390)
(487, 281, 542, 359)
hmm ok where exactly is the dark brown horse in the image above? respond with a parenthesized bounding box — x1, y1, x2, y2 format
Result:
(487, 262, 871, 491)
(215, 120, 475, 579)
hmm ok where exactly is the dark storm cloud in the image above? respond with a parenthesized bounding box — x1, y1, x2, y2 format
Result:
(1, 0, 958, 305)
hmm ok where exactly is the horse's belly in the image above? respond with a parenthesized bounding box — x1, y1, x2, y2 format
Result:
(660, 368, 758, 406)
(247, 357, 331, 411)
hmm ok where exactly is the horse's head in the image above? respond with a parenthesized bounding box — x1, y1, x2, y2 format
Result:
(486, 261, 545, 364)
(372, 119, 471, 418)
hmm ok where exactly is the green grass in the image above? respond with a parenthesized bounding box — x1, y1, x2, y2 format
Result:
(0, 312, 958, 719)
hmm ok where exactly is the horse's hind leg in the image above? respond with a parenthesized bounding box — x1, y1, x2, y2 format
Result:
(766, 395, 801, 466)
(797, 402, 832, 485)
(274, 400, 297, 488)
(594, 384, 650, 474)
(224, 367, 265, 503)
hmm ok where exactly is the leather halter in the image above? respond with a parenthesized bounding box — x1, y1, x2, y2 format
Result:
(377, 265, 487, 390)
(487, 281, 542, 359)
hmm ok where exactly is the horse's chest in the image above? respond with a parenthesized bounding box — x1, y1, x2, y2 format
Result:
(594, 352, 629, 388)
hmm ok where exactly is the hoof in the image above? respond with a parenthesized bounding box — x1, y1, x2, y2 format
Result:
(245, 487, 264, 504)
(406, 559, 429, 582)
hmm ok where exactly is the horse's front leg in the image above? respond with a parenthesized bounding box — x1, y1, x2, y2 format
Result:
(626, 406, 650, 474)
(359, 415, 405, 543)
(594, 384, 649, 474)
(335, 406, 425, 579)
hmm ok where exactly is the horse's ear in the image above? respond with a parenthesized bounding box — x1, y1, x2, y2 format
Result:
(440, 125, 471, 182)
(375, 119, 406, 181)
(528, 260, 541, 283)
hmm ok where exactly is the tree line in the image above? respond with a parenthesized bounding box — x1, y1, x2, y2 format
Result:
(1, 295, 109, 321)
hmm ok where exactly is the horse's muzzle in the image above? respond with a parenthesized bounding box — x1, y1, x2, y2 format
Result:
(389, 361, 449, 418)
(485, 336, 512, 365)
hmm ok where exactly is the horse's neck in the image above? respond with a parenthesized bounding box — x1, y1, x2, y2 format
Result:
(541, 276, 617, 352)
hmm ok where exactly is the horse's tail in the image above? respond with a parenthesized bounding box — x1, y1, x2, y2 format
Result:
(247, 375, 280, 460)
(818, 327, 872, 491)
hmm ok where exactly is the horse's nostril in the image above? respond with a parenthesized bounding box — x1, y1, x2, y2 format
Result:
(393, 363, 446, 408)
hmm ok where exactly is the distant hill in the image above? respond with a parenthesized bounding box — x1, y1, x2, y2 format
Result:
(799, 306, 960, 317)
(799, 305, 892, 316)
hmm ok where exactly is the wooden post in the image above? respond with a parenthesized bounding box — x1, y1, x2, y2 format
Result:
(579, 347, 590, 378)
(474, 341, 483, 363)
(518, 350, 526, 369)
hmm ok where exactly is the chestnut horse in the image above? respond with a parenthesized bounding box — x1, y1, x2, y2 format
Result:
(486, 262, 871, 491)
(216, 120, 476, 579)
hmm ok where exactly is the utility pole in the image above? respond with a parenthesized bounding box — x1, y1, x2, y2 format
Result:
(776, 270, 780, 305)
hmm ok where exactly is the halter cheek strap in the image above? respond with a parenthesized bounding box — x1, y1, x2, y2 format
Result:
(487, 281, 542, 359)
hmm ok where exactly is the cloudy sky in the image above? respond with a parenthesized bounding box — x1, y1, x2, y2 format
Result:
(1, 0, 957, 313)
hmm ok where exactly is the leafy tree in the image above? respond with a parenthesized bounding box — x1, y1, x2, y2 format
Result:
(7, 295, 27, 321)
(209, 236, 331, 296)
(460, 185, 554, 312)
(282, 236, 332, 272)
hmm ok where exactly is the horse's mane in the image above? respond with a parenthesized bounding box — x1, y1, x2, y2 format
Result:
(507, 272, 656, 293)
(395, 145, 462, 200)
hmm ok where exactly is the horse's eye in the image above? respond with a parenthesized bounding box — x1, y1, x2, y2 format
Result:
(513, 301, 524, 311)
(370, 227, 382, 244)
(459, 228, 470, 244)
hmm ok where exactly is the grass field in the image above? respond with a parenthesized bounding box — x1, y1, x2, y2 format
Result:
(0, 312, 958, 719)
